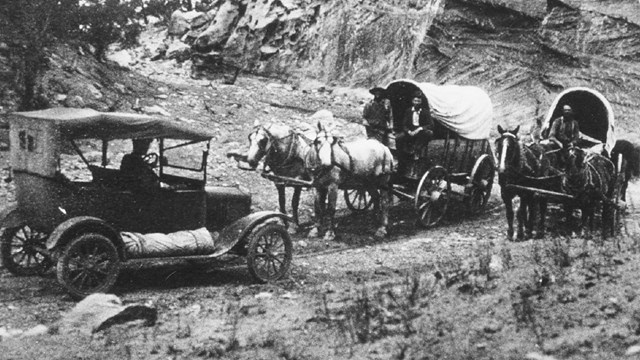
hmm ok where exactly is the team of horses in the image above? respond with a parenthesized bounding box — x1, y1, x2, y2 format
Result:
(243, 119, 639, 242)
(495, 126, 639, 240)
(245, 122, 393, 241)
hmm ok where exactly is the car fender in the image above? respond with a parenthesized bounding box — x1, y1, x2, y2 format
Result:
(217, 211, 291, 252)
(46, 216, 126, 260)
(0, 205, 25, 230)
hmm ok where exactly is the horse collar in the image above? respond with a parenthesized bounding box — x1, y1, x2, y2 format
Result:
(331, 140, 354, 173)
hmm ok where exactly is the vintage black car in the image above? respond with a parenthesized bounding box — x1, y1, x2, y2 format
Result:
(0, 108, 292, 299)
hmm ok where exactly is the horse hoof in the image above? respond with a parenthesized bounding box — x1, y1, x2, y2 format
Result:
(323, 231, 336, 242)
(308, 227, 320, 238)
(374, 228, 387, 239)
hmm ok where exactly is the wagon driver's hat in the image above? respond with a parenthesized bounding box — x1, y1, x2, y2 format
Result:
(369, 87, 387, 97)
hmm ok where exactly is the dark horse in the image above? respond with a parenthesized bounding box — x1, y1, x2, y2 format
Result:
(306, 121, 394, 241)
(564, 145, 616, 238)
(611, 139, 640, 202)
(246, 124, 311, 231)
(495, 125, 559, 240)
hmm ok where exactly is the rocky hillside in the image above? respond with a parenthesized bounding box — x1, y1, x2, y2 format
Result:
(2, 0, 639, 142)
(157, 0, 640, 139)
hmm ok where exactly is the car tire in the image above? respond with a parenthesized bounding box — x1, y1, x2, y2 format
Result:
(1, 224, 51, 276)
(247, 222, 292, 283)
(57, 233, 121, 300)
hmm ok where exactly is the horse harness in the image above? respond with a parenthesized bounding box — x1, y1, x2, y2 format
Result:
(311, 134, 391, 187)
(252, 126, 304, 173)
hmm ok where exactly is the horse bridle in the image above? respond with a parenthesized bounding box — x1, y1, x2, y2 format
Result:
(496, 132, 519, 171)
(249, 126, 300, 172)
(312, 131, 355, 174)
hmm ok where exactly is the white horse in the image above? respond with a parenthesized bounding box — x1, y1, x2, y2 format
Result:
(306, 121, 394, 241)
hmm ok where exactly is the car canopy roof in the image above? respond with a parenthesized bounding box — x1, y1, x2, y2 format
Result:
(384, 79, 493, 140)
(8, 107, 215, 141)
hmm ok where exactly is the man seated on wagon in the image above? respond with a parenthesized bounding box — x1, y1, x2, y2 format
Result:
(362, 87, 393, 147)
(539, 104, 580, 170)
(397, 90, 434, 160)
(120, 138, 160, 191)
(548, 105, 580, 150)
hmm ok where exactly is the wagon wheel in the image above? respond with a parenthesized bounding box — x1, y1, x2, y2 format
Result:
(465, 154, 495, 214)
(57, 233, 121, 300)
(247, 222, 292, 283)
(344, 189, 373, 212)
(1, 224, 52, 276)
(415, 166, 451, 228)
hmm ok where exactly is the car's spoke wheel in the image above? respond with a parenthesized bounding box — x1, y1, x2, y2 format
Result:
(1, 224, 51, 276)
(247, 223, 292, 283)
(57, 233, 120, 300)
(344, 188, 373, 212)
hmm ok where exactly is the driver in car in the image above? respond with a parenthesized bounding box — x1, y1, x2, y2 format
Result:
(120, 138, 160, 191)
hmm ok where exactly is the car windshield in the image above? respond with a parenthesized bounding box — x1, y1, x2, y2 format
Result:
(58, 138, 208, 183)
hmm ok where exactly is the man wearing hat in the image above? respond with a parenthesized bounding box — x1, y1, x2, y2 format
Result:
(548, 104, 580, 150)
(362, 87, 393, 146)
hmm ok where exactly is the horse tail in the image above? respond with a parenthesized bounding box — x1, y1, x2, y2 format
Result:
(627, 143, 640, 178)
(613, 139, 640, 178)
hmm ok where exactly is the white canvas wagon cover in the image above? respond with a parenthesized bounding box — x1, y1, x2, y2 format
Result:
(385, 79, 493, 140)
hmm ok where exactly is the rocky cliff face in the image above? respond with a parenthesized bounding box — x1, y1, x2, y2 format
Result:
(185, 0, 443, 86)
(171, 0, 640, 137)
(417, 0, 640, 138)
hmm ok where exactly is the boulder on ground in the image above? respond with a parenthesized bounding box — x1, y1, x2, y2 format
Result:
(106, 50, 135, 69)
(167, 42, 192, 62)
(58, 293, 157, 335)
(194, 1, 241, 51)
(169, 10, 206, 36)
(64, 95, 85, 108)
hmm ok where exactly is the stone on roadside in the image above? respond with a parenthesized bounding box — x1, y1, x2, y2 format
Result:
(169, 10, 205, 36)
(167, 42, 192, 62)
(194, 2, 241, 51)
(626, 345, 640, 356)
(526, 352, 558, 360)
(489, 254, 503, 275)
(64, 95, 85, 108)
(0, 326, 24, 340)
(142, 105, 171, 116)
(21, 324, 49, 337)
(58, 293, 157, 335)
(106, 50, 135, 69)
(254, 292, 273, 299)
